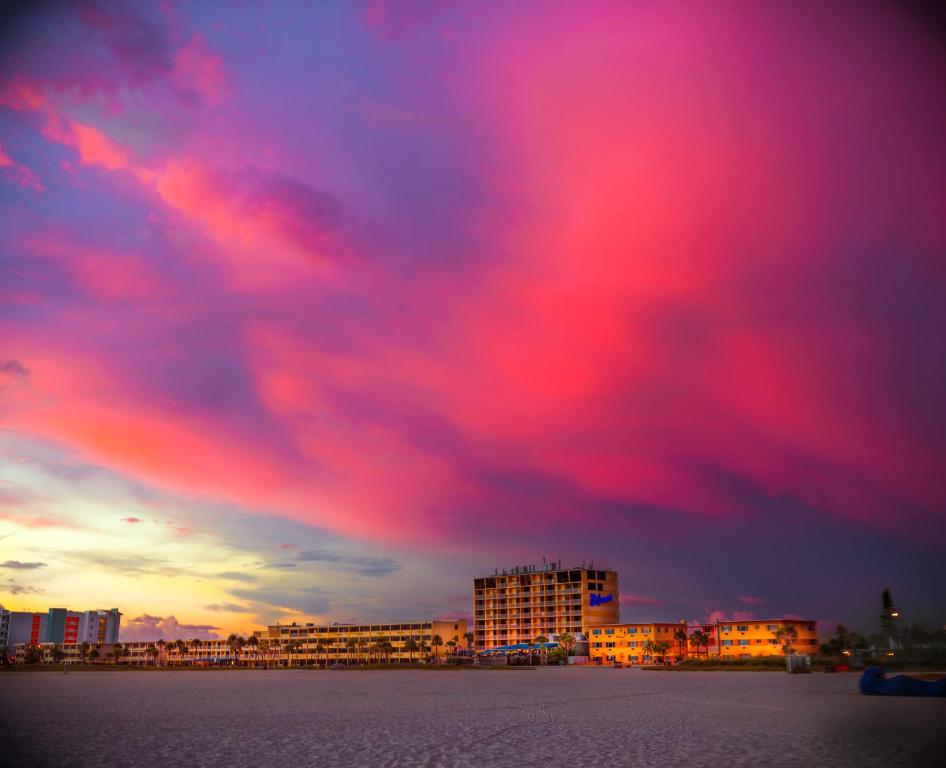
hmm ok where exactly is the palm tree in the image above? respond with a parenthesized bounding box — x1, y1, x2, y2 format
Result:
(404, 637, 419, 663)
(446, 639, 457, 657)
(88, 647, 100, 664)
(655, 640, 671, 663)
(696, 630, 713, 659)
(834, 624, 850, 652)
(245, 635, 259, 666)
(417, 639, 430, 662)
(156, 639, 166, 666)
(190, 638, 203, 666)
(269, 638, 282, 666)
(357, 637, 368, 664)
(227, 633, 241, 667)
(674, 628, 688, 661)
(288, 639, 303, 667)
(642, 639, 658, 663)
(24, 644, 43, 664)
(881, 588, 898, 649)
(51, 644, 66, 666)
(464, 631, 474, 653)
(534, 635, 549, 666)
(774, 624, 799, 655)
(688, 631, 704, 660)
(431, 634, 444, 662)
(315, 639, 326, 668)
(78, 641, 91, 665)
(557, 632, 575, 661)
(145, 644, 158, 666)
(112, 643, 126, 665)
(382, 640, 394, 664)
(346, 638, 356, 666)
(175, 639, 188, 666)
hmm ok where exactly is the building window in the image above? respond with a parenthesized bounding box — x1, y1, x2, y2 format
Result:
(736, 625, 748, 632)
(605, 629, 614, 635)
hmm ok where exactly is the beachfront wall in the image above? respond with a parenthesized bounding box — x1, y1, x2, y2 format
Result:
(588, 619, 820, 664)
(473, 565, 620, 651)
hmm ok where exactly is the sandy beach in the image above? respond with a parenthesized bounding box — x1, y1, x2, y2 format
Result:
(1, 667, 942, 767)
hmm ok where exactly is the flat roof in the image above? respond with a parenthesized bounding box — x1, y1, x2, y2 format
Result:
(592, 619, 815, 628)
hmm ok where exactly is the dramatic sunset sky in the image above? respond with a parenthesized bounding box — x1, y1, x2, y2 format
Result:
(1, 1, 945, 641)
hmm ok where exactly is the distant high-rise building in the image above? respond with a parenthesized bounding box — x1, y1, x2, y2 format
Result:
(473, 563, 619, 650)
(0, 606, 10, 651)
(1, 607, 121, 647)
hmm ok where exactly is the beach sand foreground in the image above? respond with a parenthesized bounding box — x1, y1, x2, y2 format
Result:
(1, 667, 943, 767)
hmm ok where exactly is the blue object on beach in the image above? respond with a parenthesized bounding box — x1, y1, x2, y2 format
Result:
(859, 666, 946, 697)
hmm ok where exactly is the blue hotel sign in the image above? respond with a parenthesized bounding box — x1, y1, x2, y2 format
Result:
(589, 593, 613, 607)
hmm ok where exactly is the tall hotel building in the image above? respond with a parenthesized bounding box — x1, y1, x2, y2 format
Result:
(474, 564, 619, 650)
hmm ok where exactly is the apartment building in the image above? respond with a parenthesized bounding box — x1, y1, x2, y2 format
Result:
(473, 563, 619, 650)
(589, 622, 687, 664)
(2, 607, 120, 647)
(259, 618, 468, 663)
(588, 619, 820, 663)
(716, 619, 819, 658)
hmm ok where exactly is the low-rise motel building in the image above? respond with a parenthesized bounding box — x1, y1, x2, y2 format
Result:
(256, 618, 469, 664)
(589, 619, 819, 664)
(13, 618, 468, 666)
(474, 562, 619, 651)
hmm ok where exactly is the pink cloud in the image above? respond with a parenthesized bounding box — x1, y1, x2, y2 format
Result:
(20, 236, 166, 300)
(620, 594, 660, 606)
(152, 162, 343, 288)
(0, 76, 45, 111)
(121, 517, 143, 524)
(703, 610, 755, 624)
(120, 614, 221, 642)
(737, 595, 766, 605)
(172, 34, 230, 107)
(0, 142, 43, 191)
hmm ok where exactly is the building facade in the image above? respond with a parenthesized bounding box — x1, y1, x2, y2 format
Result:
(589, 622, 687, 664)
(588, 619, 819, 664)
(258, 618, 468, 664)
(2, 608, 121, 647)
(474, 564, 619, 650)
(715, 619, 818, 658)
(0, 606, 10, 652)
(14, 618, 468, 666)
